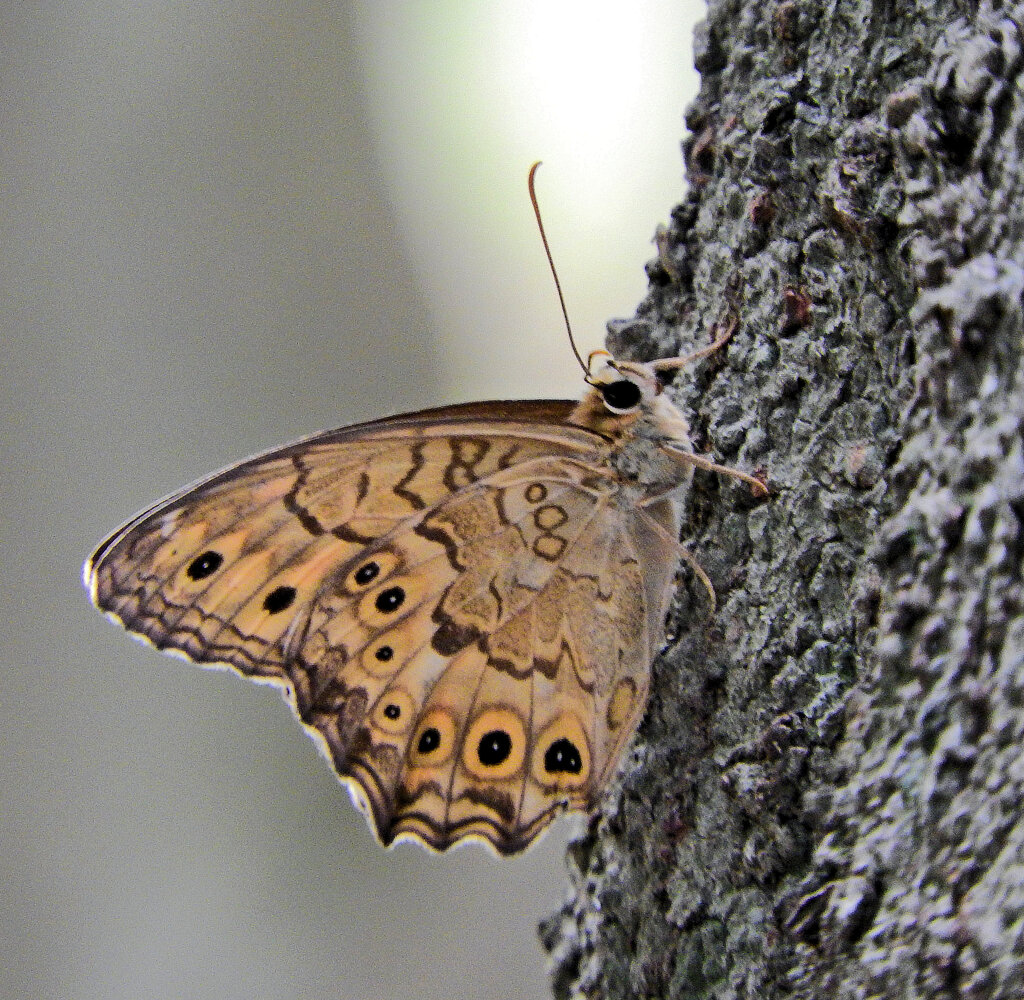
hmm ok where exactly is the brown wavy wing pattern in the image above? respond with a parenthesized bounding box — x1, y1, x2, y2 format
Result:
(86, 400, 679, 852)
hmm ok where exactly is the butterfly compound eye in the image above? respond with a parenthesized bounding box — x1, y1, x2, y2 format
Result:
(600, 379, 642, 414)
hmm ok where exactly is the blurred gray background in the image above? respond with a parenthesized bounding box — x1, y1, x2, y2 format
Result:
(1, 3, 698, 998)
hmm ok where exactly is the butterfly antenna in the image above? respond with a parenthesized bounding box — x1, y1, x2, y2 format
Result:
(528, 161, 588, 375)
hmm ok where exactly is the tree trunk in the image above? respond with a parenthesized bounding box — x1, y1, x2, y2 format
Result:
(542, 1, 1024, 997)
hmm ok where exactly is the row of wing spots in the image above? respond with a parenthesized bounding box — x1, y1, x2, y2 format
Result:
(193, 534, 369, 675)
(291, 546, 459, 714)
(91, 470, 305, 670)
(368, 634, 566, 851)
(286, 529, 474, 717)
(253, 533, 418, 704)
(389, 638, 495, 848)
(287, 536, 470, 771)
(150, 506, 361, 673)
(294, 564, 465, 778)
(338, 633, 475, 846)
(449, 614, 591, 848)
(417, 640, 593, 848)
(304, 613, 606, 852)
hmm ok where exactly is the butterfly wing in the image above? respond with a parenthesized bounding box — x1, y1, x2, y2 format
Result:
(86, 400, 680, 853)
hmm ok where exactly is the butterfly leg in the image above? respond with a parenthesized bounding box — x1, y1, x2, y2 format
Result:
(652, 311, 739, 374)
(667, 447, 769, 496)
(637, 504, 718, 611)
(677, 543, 717, 611)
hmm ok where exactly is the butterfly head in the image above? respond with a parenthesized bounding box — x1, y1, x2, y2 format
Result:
(585, 350, 662, 414)
(571, 349, 692, 456)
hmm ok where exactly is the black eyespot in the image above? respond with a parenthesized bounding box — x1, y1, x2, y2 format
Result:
(187, 550, 223, 580)
(544, 737, 582, 774)
(262, 585, 296, 614)
(374, 645, 394, 662)
(383, 703, 401, 720)
(477, 730, 512, 767)
(417, 727, 441, 754)
(601, 379, 642, 412)
(354, 561, 379, 585)
(375, 586, 405, 613)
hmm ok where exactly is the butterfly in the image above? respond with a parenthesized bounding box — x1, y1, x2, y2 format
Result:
(84, 166, 767, 854)
(84, 321, 766, 854)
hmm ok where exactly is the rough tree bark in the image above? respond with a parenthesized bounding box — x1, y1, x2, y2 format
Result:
(542, 1, 1024, 997)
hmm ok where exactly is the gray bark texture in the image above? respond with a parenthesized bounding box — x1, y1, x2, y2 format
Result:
(541, 1, 1024, 997)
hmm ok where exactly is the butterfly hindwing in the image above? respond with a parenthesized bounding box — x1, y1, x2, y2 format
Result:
(285, 460, 659, 851)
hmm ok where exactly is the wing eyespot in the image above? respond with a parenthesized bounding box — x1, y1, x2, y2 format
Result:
(532, 714, 591, 789)
(478, 730, 512, 765)
(418, 728, 441, 753)
(186, 550, 223, 580)
(371, 688, 415, 736)
(544, 737, 582, 774)
(463, 708, 525, 780)
(357, 575, 421, 628)
(374, 585, 406, 613)
(354, 561, 379, 585)
(262, 585, 296, 614)
(346, 551, 399, 592)
(408, 710, 456, 768)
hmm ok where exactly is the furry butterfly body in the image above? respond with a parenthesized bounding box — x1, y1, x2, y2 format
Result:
(86, 341, 763, 854)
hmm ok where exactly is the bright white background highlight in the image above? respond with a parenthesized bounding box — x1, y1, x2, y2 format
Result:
(351, 1, 695, 398)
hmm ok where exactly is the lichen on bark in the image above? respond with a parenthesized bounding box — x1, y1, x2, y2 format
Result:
(542, 2, 1024, 998)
